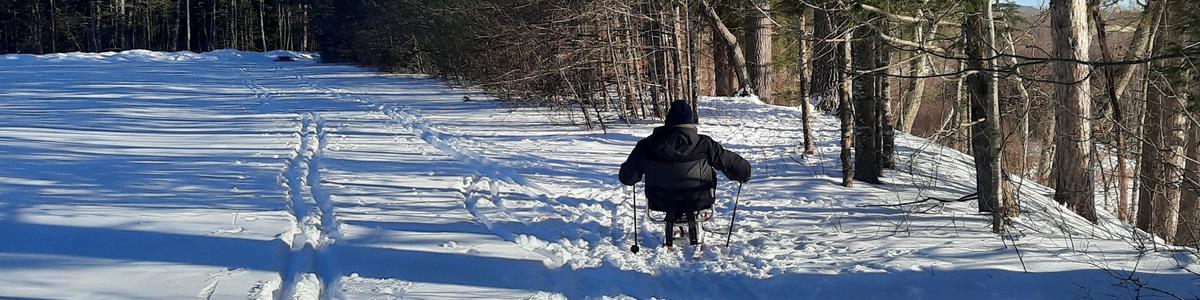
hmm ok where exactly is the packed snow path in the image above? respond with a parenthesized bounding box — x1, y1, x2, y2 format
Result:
(0, 51, 1196, 299)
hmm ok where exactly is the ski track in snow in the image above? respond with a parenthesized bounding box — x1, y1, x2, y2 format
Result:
(276, 114, 341, 300)
(255, 63, 702, 294)
(257, 61, 1200, 298)
(197, 268, 246, 300)
(274, 64, 574, 268)
(240, 66, 342, 299)
(3, 50, 1198, 299)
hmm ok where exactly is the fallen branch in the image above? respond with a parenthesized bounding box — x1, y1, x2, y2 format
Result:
(859, 192, 979, 208)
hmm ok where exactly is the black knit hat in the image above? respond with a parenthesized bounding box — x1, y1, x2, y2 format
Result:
(664, 100, 695, 126)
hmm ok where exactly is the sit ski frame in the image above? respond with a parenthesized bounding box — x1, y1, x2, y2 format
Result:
(627, 183, 744, 252)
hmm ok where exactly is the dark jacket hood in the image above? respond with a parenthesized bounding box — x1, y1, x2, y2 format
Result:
(649, 124, 700, 161)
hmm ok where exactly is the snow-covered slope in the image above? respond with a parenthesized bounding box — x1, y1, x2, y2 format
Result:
(0, 50, 1195, 299)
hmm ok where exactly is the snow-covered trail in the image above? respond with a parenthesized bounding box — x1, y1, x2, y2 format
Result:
(1, 51, 1196, 299)
(237, 61, 562, 299)
(0, 52, 299, 299)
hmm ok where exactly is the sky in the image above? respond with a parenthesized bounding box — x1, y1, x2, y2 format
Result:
(1007, 0, 1139, 9)
(1009, 0, 1046, 7)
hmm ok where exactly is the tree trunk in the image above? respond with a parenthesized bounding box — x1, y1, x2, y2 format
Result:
(1135, 5, 1173, 234)
(952, 56, 972, 153)
(49, 0, 57, 53)
(898, 20, 934, 133)
(211, 0, 218, 51)
(744, 1, 773, 103)
(173, 0, 182, 50)
(1147, 55, 1188, 242)
(700, 0, 751, 95)
(258, 0, 267, 50)
(646, 1, 665, 117)
(303, 5, 310, 51)
(687, 2, 699, 117)
(811, 6, 839, 112)
(839, 28, 854, 188)
(798, 9, 815, 155)
(1000, 18, 1033, 181)
(626, 14, 649, 118)
(1137, 87, 1164, 231)
(713, 31, 736, 96)
(966, 1, 1004, 232)
(277, 0, 284, 50)
(1113, 0, 1165, 100)
(89, 0, 98, 52)
(671, 5, 686, 106)
(1089, 0, 1133, 223)
(1176, 119, 1200, 247)
(33, 0, 44, 54)
(876, 28, 895, 170)
(1050, 0, 1096, 223)
(186, 0, 192, 51)
(852, 28, 881, 184)
(1149, 76, 1186, 242)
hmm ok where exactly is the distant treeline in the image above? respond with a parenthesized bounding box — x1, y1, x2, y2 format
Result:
(310, 0, 747, 131)
(0, 0, 314, 54)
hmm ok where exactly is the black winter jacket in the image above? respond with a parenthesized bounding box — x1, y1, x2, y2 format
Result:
(619, 125, 751, 213)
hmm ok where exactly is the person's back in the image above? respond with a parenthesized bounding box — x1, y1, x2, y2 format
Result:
(619, 100, 751, 246)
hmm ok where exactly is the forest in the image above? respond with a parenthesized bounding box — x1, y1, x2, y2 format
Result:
(0, 0, 312, 53)
(3, 0, 1199, 248)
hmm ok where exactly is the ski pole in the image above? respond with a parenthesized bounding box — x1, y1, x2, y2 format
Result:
(725, 182, 744, 248)
(629, 185, 640, 253)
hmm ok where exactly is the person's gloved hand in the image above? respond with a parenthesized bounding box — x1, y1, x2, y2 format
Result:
(735, 163, 752, 183)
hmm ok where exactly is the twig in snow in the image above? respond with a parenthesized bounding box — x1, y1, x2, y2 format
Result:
(857, 192, 979, 208)
(1004, 222, 1029, 273)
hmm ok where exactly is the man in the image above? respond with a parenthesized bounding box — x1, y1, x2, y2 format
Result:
(619, 100, 751, 247)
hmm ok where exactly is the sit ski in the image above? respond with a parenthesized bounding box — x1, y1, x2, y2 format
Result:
(627, 182, 744, 259)
(617, 101, 752, 258)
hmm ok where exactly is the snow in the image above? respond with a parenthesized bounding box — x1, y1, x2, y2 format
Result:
(1, 50, 1196, 299)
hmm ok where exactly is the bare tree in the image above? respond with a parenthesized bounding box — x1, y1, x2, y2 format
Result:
(1137, 6, 1189, 241)
(49, 0, 57, 53)
(713, 19, 737, 96)
(1113, 0, 1166, 100)
(187, 0, 192, 51)
(1177, 121, 1200, 246)
(745, 0, 773, 103)
(852, 27, 882, 184)
(1138, 79, 1166, 232)
(811, 2, 841, 112)
(701, 0, 751, 95)
(258, 0, 267, 50)
(896, 8, 936, 133)
(1050, 0, 1097, 222)
(797, 7, 815, 155)
(1093, 0, 1165, 223)
(1140, 70, 1187, 242)
(839, 25, 854, 188)
(965, 0, 1003, 231)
